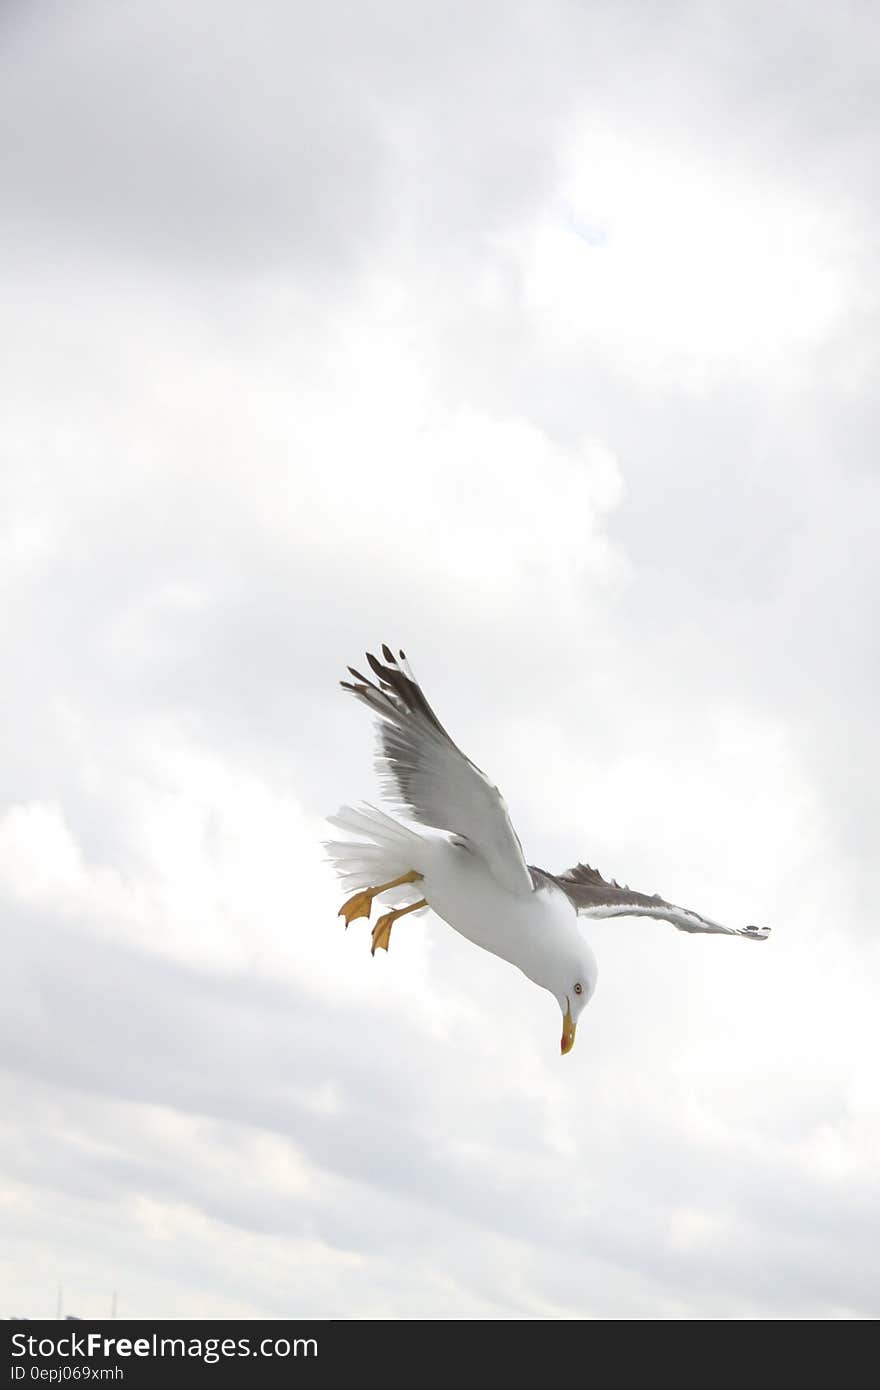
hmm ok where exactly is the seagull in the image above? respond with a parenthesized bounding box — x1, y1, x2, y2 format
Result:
(326, 645, 770, 1055)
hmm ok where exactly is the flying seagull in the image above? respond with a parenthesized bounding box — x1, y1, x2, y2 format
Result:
(326, 645, 770, 1055)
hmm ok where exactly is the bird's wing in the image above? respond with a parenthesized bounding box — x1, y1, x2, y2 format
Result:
(341, 645, 533, 896)
(532, 862, 771, 939)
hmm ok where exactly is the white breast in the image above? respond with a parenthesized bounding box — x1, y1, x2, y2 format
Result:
(419, 836, 581, 989)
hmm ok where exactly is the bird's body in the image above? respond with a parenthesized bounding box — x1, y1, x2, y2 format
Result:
(418, 833, 595, 996)
(326, 645, 769, 1054)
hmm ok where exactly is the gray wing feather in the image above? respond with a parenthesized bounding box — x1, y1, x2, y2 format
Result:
(342, 646, 533, 896)
(533, 862, 771, 939)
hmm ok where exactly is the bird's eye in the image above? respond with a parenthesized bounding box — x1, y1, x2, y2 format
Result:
(573, 982, 583, 996)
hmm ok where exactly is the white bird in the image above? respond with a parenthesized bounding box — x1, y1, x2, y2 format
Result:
(326, 645, 770, 1055)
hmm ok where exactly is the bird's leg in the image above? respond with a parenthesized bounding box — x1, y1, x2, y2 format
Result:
(337, 869, 423, 926)
(371, 898, 428, 956)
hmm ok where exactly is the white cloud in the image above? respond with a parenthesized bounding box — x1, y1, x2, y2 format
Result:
(518, 131, 851, 380)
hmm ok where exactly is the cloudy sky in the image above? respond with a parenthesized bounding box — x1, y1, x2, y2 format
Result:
(2, 0, 878, 1320)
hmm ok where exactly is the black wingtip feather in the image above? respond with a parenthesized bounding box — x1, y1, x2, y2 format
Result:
(342, 645, 450, 739)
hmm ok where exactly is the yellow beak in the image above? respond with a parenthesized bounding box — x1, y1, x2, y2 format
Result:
(560, 998, 577, 1055)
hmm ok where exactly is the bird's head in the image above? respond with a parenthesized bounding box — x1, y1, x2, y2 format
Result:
(552, 942, 598, 1056)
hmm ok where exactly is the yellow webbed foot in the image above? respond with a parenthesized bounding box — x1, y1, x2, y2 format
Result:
(370, 897, 428, 956)
(338, 889, 374, 927)
(337, 871, 424, 930)
(371, 912, 396, 956)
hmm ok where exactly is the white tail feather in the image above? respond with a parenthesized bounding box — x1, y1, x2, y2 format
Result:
(324, 803, 424, 897)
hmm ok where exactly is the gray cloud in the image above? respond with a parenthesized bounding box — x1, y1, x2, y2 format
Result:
(4, 910, 879, 1318)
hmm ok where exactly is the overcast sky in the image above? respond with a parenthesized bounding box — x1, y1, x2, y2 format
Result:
(2, 0, 878, 1320)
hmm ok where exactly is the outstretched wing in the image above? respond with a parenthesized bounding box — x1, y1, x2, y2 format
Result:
(341, 645, 533, 896)
(532, 862, 771, 939)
